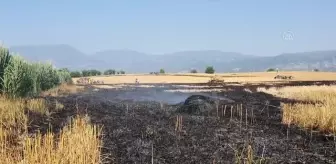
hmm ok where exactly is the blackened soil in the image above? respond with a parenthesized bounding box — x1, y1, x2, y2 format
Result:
(31, 83, 336, 164)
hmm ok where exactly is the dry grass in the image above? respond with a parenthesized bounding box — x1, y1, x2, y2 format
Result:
(258, 85, 336, 134)
(0, 97, 27, 130)
(74, 71, 336, 84)
(26, 98, 48, 114)
(230, 144, 267, 164)
(41, 83, 84, 97)
(22, 115, 102, 164)
(0, 97, 29, 164)
(55, 100, 64, 111)
(0, 96, 103, 164)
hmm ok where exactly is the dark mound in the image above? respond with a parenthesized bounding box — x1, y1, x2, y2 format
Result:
(177, 95, 216, 115)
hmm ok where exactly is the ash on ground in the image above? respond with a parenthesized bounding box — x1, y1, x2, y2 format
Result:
(41, 84, 336, 164)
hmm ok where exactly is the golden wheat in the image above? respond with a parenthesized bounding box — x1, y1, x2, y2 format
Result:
(26, 98, 48, 114)
(1, 115, 102, 164)
(258, 85, 336, 134)
(0, 94, 103, 164)
(23, 115, 102, 164)
(74, 71, 336, 84)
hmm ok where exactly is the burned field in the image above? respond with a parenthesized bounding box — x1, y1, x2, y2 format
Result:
(39, 82, 336, 163)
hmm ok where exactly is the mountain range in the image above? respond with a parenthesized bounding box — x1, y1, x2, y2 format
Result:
(8, 44, 336, 73)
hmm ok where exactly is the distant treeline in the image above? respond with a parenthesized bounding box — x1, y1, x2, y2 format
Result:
(70, 69, 126, 77)
(70, 66, 218, 78)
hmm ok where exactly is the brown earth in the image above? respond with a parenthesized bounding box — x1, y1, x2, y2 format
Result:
(29, 82, 336, 163)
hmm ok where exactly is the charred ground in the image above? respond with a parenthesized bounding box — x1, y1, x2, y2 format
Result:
(30, 82, 336, 163)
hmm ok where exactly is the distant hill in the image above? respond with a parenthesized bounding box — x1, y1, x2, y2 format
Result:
(225, 51, 336, 72)
(8, 44, 336, 73)
(9, 44, 100, 70)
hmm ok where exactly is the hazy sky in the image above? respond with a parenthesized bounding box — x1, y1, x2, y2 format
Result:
(0, 0, 335, 56)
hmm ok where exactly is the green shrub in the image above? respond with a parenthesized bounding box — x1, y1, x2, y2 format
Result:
(190, 69, 197, 73)
(70, 71, 82, 77)
(205, 66, 215, 74)
(266, 68, 276, 72)
(38, 63, 60, 91)
(57, 69, 72, 84)
(119, 70, 126, 75)
(82, 69, 101, 76)
(104, 69, 116, 75)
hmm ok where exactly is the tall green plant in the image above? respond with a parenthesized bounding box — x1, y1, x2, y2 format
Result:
(3, 55, 34, 97)
(30, 63, 45, 95)
(57, 69, 72, 84)
(0, 47, 12, 92)
(33, 63, 60, 91)
(205, 66, 215, 74)
(0, 47, 74, 97)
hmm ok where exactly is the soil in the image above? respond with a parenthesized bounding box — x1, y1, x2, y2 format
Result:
(29, 82, 336, 164)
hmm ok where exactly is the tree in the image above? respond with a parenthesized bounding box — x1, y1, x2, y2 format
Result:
(82, 69, 101, 76)
(205, 66, 215, 74)
(59, 68, 70, 73)
(82, 70, 89, 77)
(190, 69, 197, 73)
(119, 70, 125, 74)
(266, 68, 276, 72)
(70, 71, 82, 77)
(160, 68, 165, 74)
(94, 70, 101, 76)
(104, 69, 116, 75)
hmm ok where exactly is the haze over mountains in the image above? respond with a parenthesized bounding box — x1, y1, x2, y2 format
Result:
(9, 44, 336, 73)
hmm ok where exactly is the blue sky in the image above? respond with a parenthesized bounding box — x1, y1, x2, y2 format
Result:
(0, 0, 335, 56)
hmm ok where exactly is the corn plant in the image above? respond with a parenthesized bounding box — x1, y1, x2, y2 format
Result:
(0, 46, 72, 97)
(37, 63, 59, 91)
(31, 63, 56, 93)
(57, 69, 73, 84)
(0, 47, 12, 92)
(29, 63, 43, 95)
(3, 55, 34, 97)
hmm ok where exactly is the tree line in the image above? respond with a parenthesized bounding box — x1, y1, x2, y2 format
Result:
(70, 66, 217, 78)
(189, 66, 215, 74)
(70, 69, 126, 77)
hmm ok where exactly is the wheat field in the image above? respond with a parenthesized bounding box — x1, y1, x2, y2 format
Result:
(258, 85, 336, 134)
(73, 71, 336, 84)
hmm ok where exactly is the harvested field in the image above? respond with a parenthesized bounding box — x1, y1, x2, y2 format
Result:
(73, 71, 336, 84)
